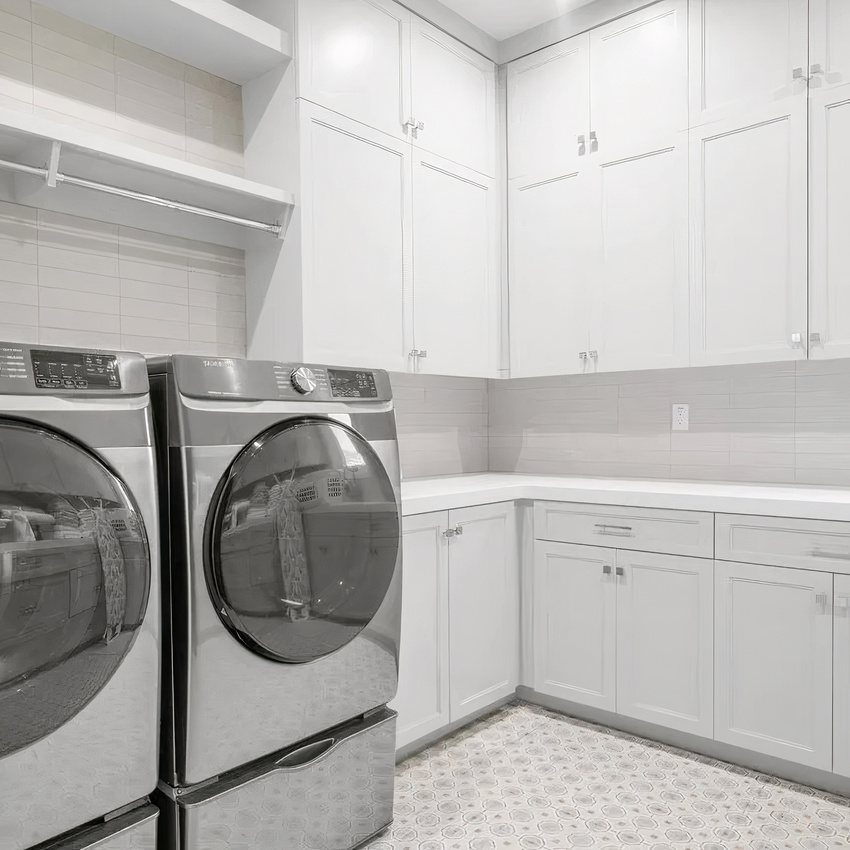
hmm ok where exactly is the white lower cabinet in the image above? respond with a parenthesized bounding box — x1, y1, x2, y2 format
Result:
(533, 541, 616, 710)
(389, 512, 450, 751)
(448, 503, 519, 722)
(533, 541, 713, 735)
(616, 550, 714, 737)
(835, 574, 850, 777)
(391, 503, 518, 750)
(714, 561, 834, 771)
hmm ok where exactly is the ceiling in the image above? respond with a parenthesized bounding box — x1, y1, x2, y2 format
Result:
(437, 0, 599, 40)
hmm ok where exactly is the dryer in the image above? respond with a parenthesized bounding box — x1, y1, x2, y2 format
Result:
(148, 356, 401, 850)
(0, 343, 160, 850)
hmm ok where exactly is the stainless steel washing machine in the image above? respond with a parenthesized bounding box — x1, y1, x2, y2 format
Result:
(0, 343, 160, 850)
(148, 355, 401, 850)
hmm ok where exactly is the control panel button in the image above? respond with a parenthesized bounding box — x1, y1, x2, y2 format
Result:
(290, 367, 317, 395)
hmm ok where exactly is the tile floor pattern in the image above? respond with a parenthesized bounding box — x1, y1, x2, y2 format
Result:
(367, 702, 850, 850)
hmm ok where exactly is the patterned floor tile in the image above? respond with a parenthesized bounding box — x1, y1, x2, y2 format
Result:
(365, 702, 850, 849)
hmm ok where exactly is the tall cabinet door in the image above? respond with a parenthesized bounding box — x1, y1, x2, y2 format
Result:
(297, 0, 410, 141)
(299, 102, 412, 372)
(587, 0, 689, 374)
(689, 100, 808, 366)
(532, 541, 616, 712)
(410, 17, 497, 177)
(448, 503, 518, 723)
(389, 511, 449, 751)
(808, 0, 850, 360)
(715, 561, 833, 770)
(834, 574, 850, 777)
(616, 551, 713, 738)
(507, 35, 590, 184)
(689, 0, 809, 367)
(411, 151, 498, 378)
(508, 171, 599, 377)
(592, 144, 689, 373)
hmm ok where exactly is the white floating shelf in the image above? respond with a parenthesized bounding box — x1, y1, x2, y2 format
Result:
(37, 0, 291, 85)
(0, 108, 294, 250)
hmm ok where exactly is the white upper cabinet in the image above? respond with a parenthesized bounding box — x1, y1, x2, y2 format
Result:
(507, 36, 590, 183)
(688, 0, 809, 127)
(299, 102, 411, 371)
(715, 561, 833, 771)
(297, 0, 410, 141)
(808, 0, 850, 360)
(689, 0, 809, 367)
(410, 19, 497, 177)
(412, 152, 499, 377)
(509, 171, 598, 377)
(593, 144, 689, 373)
(590, 2, 688, 156)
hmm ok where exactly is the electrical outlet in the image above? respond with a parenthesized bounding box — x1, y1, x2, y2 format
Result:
(672, 403, 689, 431)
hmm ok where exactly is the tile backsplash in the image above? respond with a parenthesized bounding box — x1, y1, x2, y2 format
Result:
(0, 200, 247, 356)
(0, 0, 244, 175)
(389, 372, 489, 480)
(489, 360, 850, 487)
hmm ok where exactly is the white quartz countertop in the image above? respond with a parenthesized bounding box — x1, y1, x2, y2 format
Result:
(401, 473, 850, 521)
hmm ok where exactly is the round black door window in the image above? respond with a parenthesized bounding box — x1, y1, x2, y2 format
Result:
(0, 419, 150, 758)
(207, 418, 400, 663)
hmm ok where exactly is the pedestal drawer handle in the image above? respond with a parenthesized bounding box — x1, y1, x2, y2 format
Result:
(811, 546, 850, 561)
(275, 738, 336, 769)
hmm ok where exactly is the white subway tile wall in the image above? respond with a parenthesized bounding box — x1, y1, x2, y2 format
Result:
(489, 360, 850, 487)
(389, 372, 489, 479)
(0, 0, 244, 175)
(0, 200, 247, 356)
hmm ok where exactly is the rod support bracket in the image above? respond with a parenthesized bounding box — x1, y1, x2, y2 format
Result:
(46, 140, 61, 188)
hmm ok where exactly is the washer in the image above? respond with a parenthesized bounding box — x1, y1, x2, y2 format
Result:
(148, 355, 401, 849)
(0, 343, 160, 850)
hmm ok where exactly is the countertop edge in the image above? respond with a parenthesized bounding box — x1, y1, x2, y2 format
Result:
(400, 474, 850, 521)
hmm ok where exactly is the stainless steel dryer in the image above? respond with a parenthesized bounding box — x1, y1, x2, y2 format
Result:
(0, 343, 160, 850)
(149, 356, 401, 850)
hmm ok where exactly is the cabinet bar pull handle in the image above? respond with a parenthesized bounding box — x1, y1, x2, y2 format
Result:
(816, 592, 831, 615)
(593, 523, 635, 538)
(443, 528, 455, 538)
(811, 546, 850, 561)
(792, 66, 809, 81)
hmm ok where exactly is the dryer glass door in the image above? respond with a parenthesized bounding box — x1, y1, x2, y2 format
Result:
(0, 419, 150, 757)
(208, 418, 400, 663)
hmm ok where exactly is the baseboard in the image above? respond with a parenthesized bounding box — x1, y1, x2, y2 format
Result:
(517, 686, 850, 798)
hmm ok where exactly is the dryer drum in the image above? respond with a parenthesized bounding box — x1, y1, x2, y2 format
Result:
(207, 417, 400, 664)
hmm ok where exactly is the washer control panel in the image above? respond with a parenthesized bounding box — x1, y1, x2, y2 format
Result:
(328, 369, 378, 399)
(31, 349, 121, 390)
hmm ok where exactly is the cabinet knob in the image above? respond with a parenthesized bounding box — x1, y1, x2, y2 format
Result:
(602, 564, 612, 575)
(792, 66, 809, 81)
(810, 63, 824, 76)
(790, 332, 802, 345)
(589, 130, 598, 153)
(588, 350, 598, 359)
(615, 566, 625, 578)
(577, 134, 586, 156)
(579, 351, 588, 360)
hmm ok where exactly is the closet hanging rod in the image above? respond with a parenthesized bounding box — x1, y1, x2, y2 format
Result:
(0, 155, 282, 236)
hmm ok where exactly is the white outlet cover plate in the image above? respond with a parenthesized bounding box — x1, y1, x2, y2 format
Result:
(672, 403, 689, 431)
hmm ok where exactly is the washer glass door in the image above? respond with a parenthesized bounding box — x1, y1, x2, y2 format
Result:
(207, 418, 400, 663)
(0, 419, 150, 757)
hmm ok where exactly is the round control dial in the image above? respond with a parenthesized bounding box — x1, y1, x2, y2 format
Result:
(290, 367, 317, 395)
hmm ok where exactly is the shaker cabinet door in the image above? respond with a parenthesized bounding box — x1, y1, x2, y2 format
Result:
(715, 561, 833, 770)
(390, 511, 449, 751)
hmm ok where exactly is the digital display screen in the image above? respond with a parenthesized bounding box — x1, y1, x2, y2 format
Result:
(31, 350, 121, 390)
(328, 369, 378, 398)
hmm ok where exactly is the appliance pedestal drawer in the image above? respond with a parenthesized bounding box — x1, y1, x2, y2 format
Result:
(160, 709, 396, 850)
